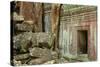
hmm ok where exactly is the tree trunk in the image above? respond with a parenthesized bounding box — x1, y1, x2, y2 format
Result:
(32, 3, 43, 32)
(51, 4, 61, 50)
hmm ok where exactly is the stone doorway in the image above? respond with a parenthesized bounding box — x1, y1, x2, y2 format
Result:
(77, 30, 88, 54)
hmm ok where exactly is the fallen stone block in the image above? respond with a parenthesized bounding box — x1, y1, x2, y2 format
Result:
(16, 23, 33, 31)
(13, 12, 24, 21)
(51, 51, 58, 60)
(36, 32, 53, 49)
(29, 47, 52, 60)
(28, 57, 51, 65)
(13, 32, 37, 52)
(13, 59, 22, 66)
(13, 32, 53, 53)
(14, 53, 30, 60)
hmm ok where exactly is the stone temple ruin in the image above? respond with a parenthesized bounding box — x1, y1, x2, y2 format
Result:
(11, 1, 97, 66)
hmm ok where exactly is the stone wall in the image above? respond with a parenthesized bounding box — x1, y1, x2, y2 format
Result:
(59, 10, 97, 60)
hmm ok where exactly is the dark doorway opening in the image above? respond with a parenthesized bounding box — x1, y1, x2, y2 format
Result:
(78, 30, 88, 54)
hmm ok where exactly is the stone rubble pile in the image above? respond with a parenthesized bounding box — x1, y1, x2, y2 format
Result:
(13, 32, 58, 65)
(12, 12, 58, 66)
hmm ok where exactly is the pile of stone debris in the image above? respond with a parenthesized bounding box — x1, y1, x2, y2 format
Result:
(12, 32, 59, 66)
(12, 12, 59, 66)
